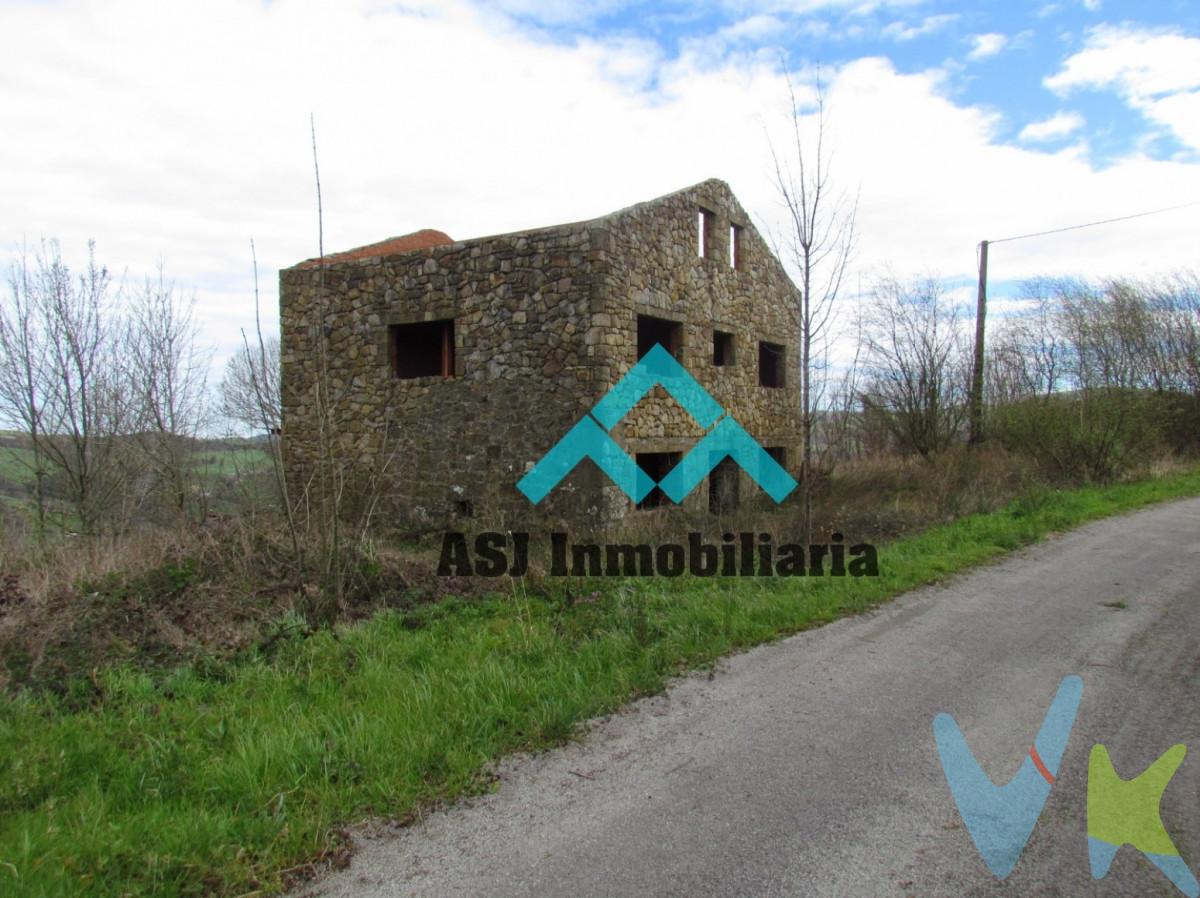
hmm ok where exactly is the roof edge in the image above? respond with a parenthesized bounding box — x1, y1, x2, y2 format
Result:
(285, 177, 734, 269)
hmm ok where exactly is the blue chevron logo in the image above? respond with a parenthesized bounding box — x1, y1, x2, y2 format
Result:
(516, 344, 797, 505)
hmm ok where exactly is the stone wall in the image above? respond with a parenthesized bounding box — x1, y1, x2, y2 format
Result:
(279, 179, 802, 531)
(280, 221, 614, 530)
(595, 180, 802, 515)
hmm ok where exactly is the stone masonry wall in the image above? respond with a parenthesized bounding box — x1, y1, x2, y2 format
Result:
(280, 221, 616, 531)
(595, 180, 802, 515)
(280, 179, 802, 530)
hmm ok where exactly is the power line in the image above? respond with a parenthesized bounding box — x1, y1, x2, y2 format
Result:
(968, 197, 1199, 444)
(989, 200, 1200, 245)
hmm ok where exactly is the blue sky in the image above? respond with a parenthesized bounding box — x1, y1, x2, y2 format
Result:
(495, 0, 1200, 164)
(2, 0, 1198, 371)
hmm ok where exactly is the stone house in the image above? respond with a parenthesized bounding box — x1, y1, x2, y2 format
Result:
(279, 178, 801, 530)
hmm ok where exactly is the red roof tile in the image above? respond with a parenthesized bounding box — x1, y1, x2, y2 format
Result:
(297, 229, 453, 268)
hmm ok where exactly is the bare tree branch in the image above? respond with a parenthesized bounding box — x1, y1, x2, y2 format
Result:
(766, 64, 858, 541)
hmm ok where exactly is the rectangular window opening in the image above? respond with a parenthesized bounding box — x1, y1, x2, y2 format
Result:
(730, 224, 743, 269)
(390, 319, 455, 379)
(636, 452, 681, 510)
(698, 207, 716, 259)
(764, 446, 786, 468)
(713, 330, 734, 367)
(759, 341, 785, 388)
(708, 455, 740, 514)
(638, 314, 682, 360)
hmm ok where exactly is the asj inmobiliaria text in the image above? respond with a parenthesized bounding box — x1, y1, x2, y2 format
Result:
(438, 344, 878, 578)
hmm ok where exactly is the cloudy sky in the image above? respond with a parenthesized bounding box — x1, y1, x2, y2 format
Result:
(3, 0, 1199, 376)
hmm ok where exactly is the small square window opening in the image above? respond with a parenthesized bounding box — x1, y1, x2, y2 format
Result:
(638, 314, 682, 360)
(390, 319, 455, 379)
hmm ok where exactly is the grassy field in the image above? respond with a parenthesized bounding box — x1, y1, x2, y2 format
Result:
(0, 444, 272, 526)
(1, 469, 1198, 896)
(0, 445, 271, 486)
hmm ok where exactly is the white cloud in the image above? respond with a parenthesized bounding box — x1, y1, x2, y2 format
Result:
(881, 13, 958, 42)
(1141, 90, 1200, 153)
(1047, 24, 1200, 96)
(1, 0, 1198, 387)
(1081, 0, 1101, 11)
(717, 14, 786, 43)
(967, 32, 1009, 61)
(1046, 24, 1200, 150)
(721, 0, 924, 15)
(477, 0, 630, 26)
(1019, 111, 1086, 142)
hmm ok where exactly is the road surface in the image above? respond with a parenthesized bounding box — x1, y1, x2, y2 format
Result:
(303, 497, 1200, 897)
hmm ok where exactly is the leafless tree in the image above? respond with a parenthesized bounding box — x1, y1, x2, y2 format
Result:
(859, 275, 970, 459)
(220, 333, 280, 436)
(2, 241, 222, 533)
(0, 244, 52, 539)
(16, 242, 136, 531)
(767, 66, 857, 542)
(988, 278, 1073, 404)
(295, 118, 405, 619)
(986, 275, 1196, 480)
(811, 331, 864, 465)
(1156, 270, 1200, 395)
(218, 240, 299, 558)
(126, 264, 212, 519)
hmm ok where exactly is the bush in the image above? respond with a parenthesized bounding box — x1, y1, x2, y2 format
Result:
(987, 388, 1170, 482)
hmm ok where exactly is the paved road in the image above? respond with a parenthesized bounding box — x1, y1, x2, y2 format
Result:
(303, 498, 1200, 897)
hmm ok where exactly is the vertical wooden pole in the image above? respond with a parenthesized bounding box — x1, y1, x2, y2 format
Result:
(969, 239, 989, 444)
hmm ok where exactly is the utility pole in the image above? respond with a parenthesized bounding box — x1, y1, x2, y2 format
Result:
(963, 202, 1196, 445)
(968, 239, 988, 444)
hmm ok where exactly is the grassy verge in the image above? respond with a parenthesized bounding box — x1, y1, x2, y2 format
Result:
(2, 469, 1199, 896)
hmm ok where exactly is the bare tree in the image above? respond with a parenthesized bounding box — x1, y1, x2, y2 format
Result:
(292, 118, 405, 620)
(767, 67, 857, 541)
(1156, 270, 1200, 396)
(220, 334, 280, 436)
(0, 241, 138, 533)
(987, 276, 1185, 480)
(988, 278, 1073, 404)
(219, 240, 299, 558)
(126, 264, 212, 519)
(0, 244, 52, 539)
(811, 330, 864, 465)
(859, 275, 970, 459)
(308, 116, 347, 613)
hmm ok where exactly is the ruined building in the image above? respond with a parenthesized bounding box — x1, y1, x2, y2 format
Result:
(279, 179, 801, 529)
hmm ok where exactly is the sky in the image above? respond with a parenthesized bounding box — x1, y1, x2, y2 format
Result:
(3, 0, 1199, 382)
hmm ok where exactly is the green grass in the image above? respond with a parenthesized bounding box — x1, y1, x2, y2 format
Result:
(0, 445, 270, 488)
(0, 446, 38, 486)
(1, 469, 1199, 896)
(0, 446, 271, 520)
